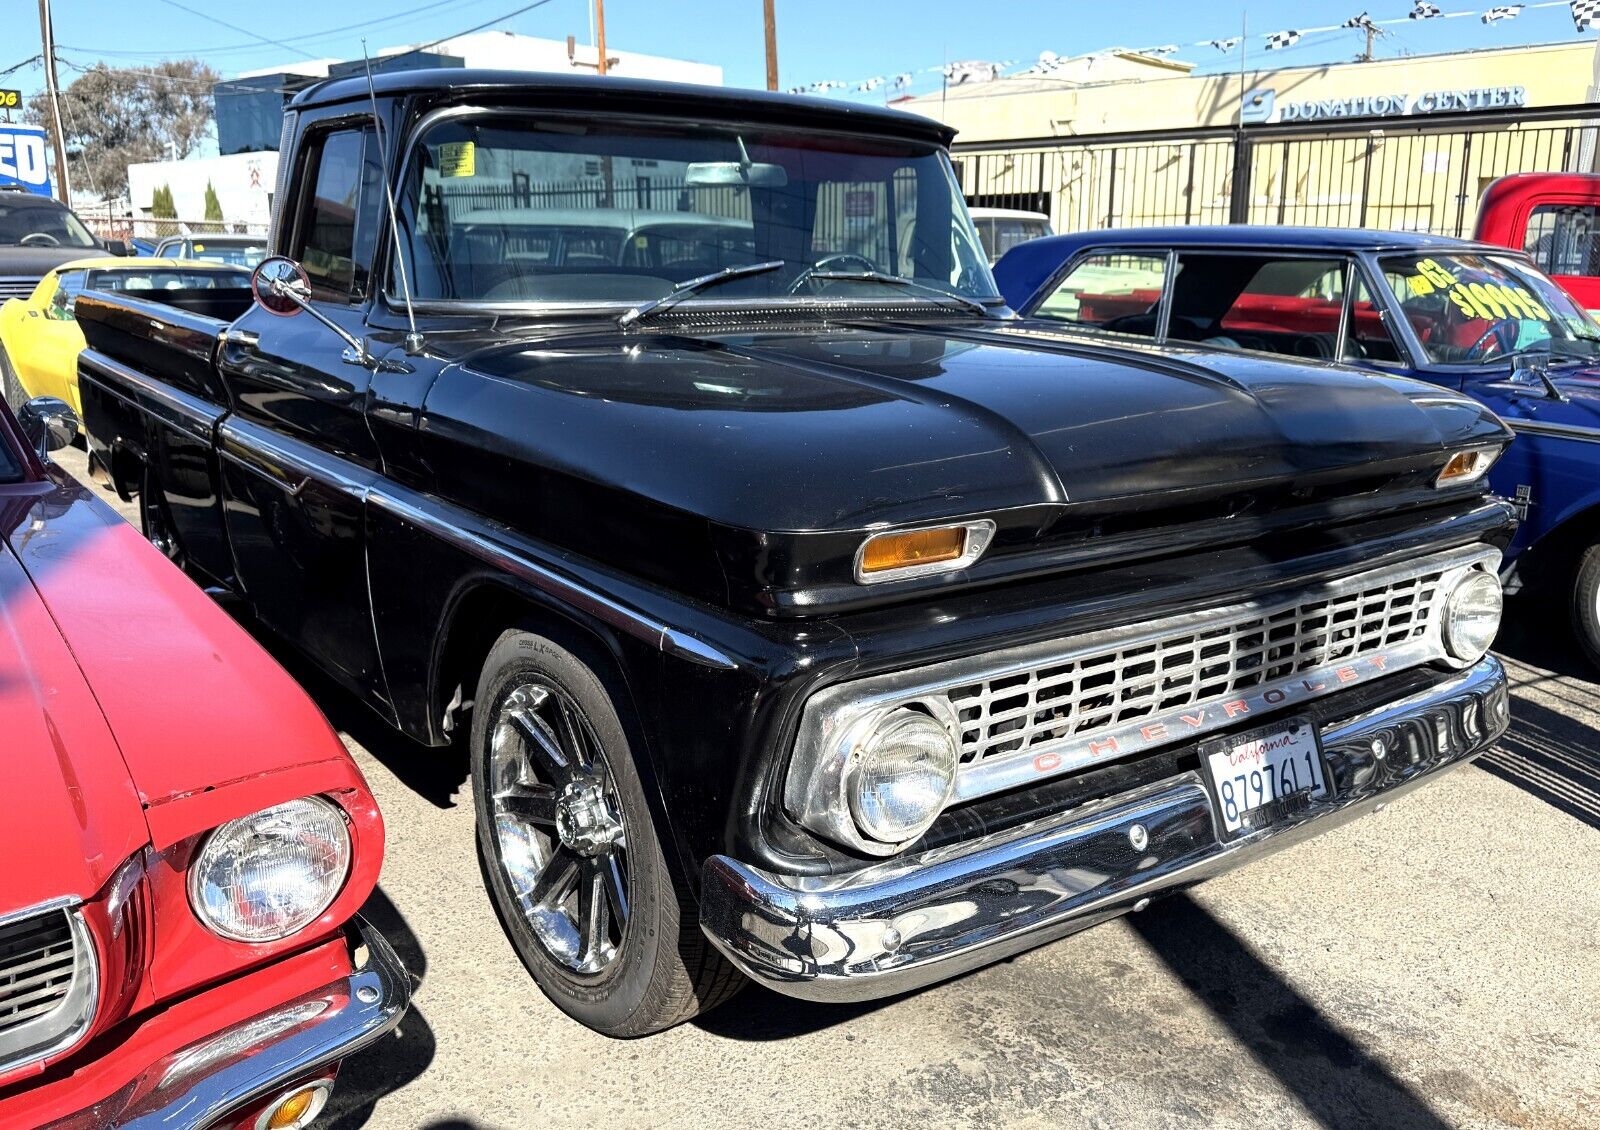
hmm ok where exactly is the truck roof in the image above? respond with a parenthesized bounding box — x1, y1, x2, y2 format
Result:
(289, 68, 954, 144)
(1020, 225, 1498, 254)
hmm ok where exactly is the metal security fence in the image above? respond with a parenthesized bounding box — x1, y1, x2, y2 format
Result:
(952, 102, 1600, 239)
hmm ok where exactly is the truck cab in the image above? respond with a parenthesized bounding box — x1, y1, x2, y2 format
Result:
(1476, 171, 1600, 313)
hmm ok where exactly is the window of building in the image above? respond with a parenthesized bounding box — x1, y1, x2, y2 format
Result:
(292, 127, 379, 302)
(1031, 252, 1167, 336)
(1523, 203, 1600, 278)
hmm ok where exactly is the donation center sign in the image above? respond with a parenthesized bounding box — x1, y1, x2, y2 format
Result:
(0, 123, 53, 196)
(1241, 85, 1527, 125)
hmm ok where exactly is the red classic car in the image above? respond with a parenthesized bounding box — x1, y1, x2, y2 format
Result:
(1476, 172, 1600, 313)
(0, 396, 407, 1128)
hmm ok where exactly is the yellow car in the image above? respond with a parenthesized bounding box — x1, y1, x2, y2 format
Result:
(0, 257, 252, 416)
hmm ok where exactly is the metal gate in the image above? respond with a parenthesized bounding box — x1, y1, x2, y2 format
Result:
(952, 102, 1600, 238)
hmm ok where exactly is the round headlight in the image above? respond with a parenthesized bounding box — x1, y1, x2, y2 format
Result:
(189, 797, 352, 943)
(846, 707, 958, 846)
(1443, 569, 1502, 664)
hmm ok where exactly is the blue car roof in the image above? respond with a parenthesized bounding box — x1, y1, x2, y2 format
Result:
(991, 225, 1502, 310)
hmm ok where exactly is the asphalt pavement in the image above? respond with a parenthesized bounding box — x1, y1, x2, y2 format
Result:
(53, 447, 1600, 1130)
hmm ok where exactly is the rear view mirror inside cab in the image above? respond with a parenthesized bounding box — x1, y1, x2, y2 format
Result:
(684, 161, 788, 188)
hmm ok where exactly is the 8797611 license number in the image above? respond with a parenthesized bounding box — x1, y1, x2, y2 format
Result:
(1201, 718, 1329, 837)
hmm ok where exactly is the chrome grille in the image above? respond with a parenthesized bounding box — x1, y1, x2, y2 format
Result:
(0, 905, 96, 1071)
(0, 912, 77, 1030)
(951, 567, 1446, 766)
(0, 276, 39, 301)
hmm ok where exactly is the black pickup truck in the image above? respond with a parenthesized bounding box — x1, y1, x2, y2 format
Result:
(76, 69, 1515, 1036)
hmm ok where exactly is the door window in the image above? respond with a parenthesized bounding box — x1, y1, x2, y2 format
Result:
(293, 127, 380, 302)
(1523, 203, 1600, 278)
(1342, 273, 1404, 363)
(1031, 252, 1167, 338)
(1168, 254, 1345, 359)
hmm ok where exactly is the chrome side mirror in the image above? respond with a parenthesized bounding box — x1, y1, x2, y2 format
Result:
(18, 396, 79, 457)
(251, 255, 311, 316)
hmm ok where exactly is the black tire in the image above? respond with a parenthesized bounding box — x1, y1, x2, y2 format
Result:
(470, 628, 744, 1036)
(1570, 543, 1600, 673)
(0, 344, 25, 411)
(138, 464, 185, 569)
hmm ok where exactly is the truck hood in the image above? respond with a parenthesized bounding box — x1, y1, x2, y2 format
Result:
(434, 317, 1509, 611)
(0, 245, 103, 281)
(0, 533, 146, 910)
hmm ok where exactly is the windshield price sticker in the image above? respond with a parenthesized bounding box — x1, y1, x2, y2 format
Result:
(439, 141, 476, 178)
(1411, 257, 1551, 322)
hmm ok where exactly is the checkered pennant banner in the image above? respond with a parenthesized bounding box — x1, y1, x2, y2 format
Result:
(1409, 2, 1442, 17)
(1144, 45, 1180, 56)
(1574, 0, 1600, 30)
(1481, 5, 1522, 22)
(1204, 37, 1241, 51)
(1342, 11, 1374, 28)
(1265, 29, 1301, 49)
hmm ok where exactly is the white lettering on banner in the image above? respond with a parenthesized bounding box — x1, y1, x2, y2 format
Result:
(0, 130, 49, 190)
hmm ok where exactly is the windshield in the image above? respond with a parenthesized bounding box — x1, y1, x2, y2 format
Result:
(1380, 252, 1600, 365)
(393, 116, 997, 311)
(0, 197, 98, 249)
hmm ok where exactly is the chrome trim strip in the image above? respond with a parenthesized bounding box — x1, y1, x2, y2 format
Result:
(79, 350, 224, 443)
(786, 542, 1497, 850)
(1508, 418, 1600, 444)
(0, 894, 77, 930)
(704, 656, 1508, 1002)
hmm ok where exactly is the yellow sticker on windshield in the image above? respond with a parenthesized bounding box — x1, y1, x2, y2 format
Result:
(439, 141, 476, 178)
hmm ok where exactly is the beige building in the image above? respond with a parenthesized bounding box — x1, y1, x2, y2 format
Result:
(904, 40, 1600, 237)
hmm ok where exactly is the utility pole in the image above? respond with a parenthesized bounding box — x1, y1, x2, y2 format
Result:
(594, 0, 608, 75)
(37, 0, 71, 204)
(763, 0, 778, 91)
(1361, 23, 1377, 63)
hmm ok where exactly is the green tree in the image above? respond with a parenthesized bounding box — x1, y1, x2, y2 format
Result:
(25, 60, 218, 199)
(151, 183, 177, 238)
(203, 180, 223, 227)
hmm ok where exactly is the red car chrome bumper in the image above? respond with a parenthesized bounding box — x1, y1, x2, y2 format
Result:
(5, 917, 408, 1130)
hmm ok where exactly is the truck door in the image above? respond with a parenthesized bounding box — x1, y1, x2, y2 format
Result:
(214, 122, 394, 714)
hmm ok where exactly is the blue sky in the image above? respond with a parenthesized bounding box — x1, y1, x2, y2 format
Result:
(9, 0, 1598, 103)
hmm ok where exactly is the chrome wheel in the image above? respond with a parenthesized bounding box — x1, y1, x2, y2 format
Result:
(488, 680, 629, 975)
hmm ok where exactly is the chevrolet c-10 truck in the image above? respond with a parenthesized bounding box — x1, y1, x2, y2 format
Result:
(75, 69, 1514, 1036)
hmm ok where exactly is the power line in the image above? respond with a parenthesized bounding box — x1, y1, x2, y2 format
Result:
(152, 0, 325, 61)
(59, 0, 486, 60)
(394, 0, 563, 60)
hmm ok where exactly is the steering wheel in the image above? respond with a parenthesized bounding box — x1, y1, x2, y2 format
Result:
(788, 253, 879, 294)
(19, 232, 59, 247)
(1465, 319, 1519, 361)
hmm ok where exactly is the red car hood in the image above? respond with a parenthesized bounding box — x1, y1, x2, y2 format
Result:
(0, 538, 146, 909)
(0, 474, 355, 870)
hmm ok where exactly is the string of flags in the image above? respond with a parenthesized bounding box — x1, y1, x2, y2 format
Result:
(784, 1, 1600, 99)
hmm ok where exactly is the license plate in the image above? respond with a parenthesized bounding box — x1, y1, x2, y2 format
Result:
(1201, 718, 1328, 837)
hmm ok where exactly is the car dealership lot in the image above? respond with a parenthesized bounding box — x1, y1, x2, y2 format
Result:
(54, 448, 1599, 1130)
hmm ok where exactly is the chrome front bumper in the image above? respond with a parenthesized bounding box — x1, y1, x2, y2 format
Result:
(103, 917, 408, 1128)
(700, 656, 1508, 1003)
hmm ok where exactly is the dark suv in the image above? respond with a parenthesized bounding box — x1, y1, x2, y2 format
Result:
(0, 188, 126, 300)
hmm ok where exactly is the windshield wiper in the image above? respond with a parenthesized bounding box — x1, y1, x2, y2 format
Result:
(617, 260, 785, 327)
(798, 269, 992, 317)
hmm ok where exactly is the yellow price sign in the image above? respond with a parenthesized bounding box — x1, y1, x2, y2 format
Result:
(1414, 258, 1551, 322)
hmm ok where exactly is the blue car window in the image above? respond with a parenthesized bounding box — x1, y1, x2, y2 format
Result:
(1032, 252, 1167, 338)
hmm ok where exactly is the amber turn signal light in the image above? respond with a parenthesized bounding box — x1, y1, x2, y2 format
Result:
(1435, 446, 1500, 488)
(855, 521, 996, 584)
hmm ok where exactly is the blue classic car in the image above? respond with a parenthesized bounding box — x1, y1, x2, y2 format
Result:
(994, 226, 1600, 668)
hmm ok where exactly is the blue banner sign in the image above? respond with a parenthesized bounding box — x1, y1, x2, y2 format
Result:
(0, 124, 53, 197)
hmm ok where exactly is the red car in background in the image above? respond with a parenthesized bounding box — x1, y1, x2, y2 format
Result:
(1476, 172, 1600, 313)
(0, 395, 407, 1128)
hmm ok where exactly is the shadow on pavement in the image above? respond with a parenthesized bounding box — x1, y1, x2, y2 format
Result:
(325, 885, 438, 1130)
(691, 982, 895, 1041)
(1131, 893, 1453, 1130)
